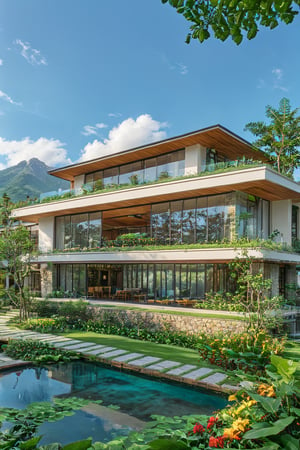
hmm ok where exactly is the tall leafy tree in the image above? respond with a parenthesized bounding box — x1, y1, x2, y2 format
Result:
(162, 1, 300, 45)
(245, 98, 300, 178)
(0, 193, 34, 320)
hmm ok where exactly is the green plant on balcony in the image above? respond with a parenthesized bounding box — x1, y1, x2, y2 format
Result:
(158, 170, 170, 180)
(129, 174, 139, 185)
(93, 179, 104, 191)
(111, 232, 155, 247)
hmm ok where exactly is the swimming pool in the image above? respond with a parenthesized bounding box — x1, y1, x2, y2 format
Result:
(0, 361, 228, 445)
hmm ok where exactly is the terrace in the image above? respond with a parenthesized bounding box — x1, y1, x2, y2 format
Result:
(15, 158, 266, 208)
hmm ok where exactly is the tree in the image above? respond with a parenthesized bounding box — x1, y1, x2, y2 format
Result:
(229, 253, 283, 332)
(245, 98, 300, 178)
(0, 193, 34, 320)
(162, 0, 300, 45)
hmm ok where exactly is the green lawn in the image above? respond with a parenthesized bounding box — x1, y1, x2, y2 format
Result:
(62, 331, 221, 371)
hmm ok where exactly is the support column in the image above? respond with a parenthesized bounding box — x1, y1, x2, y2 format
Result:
(40, 264, 53, 298)
(184, 144, 206, 176)
(271, 200, 292, 245)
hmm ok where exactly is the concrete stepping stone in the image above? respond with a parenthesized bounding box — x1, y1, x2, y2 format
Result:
(221, 384, 240, 391)
(87, 346, 116, 355)
(99, 349, 128, 359)
(129, 356, 161, 367)
(201, 373, 228, 385)
(38, 336, 69, 342)
(76, 345, 106, 353)
(53, 340, 81, 347)
(167, 364, 197, 376)
(113, 353, 144, 362)
(61, 342, 96, 350)
(146, 360, 181, 372)
(182, 367, 213, 380)
(0, 359, 25, 367)
(0, 355, 15, 361)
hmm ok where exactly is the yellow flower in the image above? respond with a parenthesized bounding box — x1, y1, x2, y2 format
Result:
(232, 417, 250, 432)
(257, 384, 276, 398)
(223, 427, 240, 440)
(228, 394, 237, 402)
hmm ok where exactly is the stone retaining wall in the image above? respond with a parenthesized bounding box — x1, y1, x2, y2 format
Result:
(92, 307, 246, 335)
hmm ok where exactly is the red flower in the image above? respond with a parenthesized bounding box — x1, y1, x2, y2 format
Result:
(193, 423, 205, 434)
(207, 416, 218, 430)
(208, 435, 224, 448)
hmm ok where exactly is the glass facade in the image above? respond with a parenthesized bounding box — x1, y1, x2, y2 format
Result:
(55, 212, 101, 250)
(53, 262, 231, 299)
(85, 149, 185, 187)
(151, 193, 236, 244)
(55, 192, 270, 250)
(236, 192, 269, 239)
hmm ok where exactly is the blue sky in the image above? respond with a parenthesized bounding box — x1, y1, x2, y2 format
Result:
(0, 0, 299, 177)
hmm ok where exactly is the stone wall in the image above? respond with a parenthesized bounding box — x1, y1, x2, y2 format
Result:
(92, 307, 246, 335)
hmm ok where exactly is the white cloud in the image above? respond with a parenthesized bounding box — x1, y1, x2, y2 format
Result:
(161, 54, 188, 75)
(108, 112, 122, 118)
(0, 59, 3, 66)
(79, 114, 168, 162)
(15, 39, 47, 66)
(272, 68, 283, 80)
(0, 136, 71, 168)
(81, 122, 108, 136)
(257, 68, 288, 92)
(0, 90, 21, 106)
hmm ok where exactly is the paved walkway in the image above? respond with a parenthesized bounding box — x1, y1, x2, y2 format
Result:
(0, 311, 238, 392)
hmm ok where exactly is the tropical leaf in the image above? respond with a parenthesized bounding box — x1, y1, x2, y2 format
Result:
(243, 416, 295, 439)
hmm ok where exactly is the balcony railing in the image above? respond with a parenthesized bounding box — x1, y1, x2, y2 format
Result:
(14, 159, 269, 209)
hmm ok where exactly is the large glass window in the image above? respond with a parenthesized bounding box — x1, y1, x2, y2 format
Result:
(55, 212, 102, 250)
(151, 193, 238, 245)
(85, 149, 185, 187)
(182, 198, 196, 244)
(170, 200, 182, 244)
(236, 192, 268, 239)
(151, 202, 170, 244)
(54, 263, 230, 299)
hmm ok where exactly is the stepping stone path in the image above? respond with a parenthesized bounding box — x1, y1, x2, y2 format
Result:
(113, 352, 144, 362)
(146, 360, 181, 372)
(129, 356, 161, 367)
(201, 373, 228, 385)
(167, 364, 197, 376)
(0, 311, 235, 390)
(182, 367, 213, 380)
(99, 349, 128, 359)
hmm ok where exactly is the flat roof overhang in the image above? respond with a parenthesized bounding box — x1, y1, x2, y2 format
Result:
(36, 248, 300, 265)
(12, 166, 300, 223)
(49, 125, 268, 182)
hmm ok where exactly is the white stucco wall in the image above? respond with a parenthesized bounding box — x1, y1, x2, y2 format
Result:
(184, 144, 206, 175)
(38, 217, 54, 252)
(271, 199, 292, 245)
(74, 174, 85, 194)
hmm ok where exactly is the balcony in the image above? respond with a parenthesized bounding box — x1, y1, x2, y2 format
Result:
(15, 159, 267, 208)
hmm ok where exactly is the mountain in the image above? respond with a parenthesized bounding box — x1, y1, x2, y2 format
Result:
(0, 158, 70, 202)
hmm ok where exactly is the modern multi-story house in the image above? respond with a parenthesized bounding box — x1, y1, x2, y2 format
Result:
(11, 125, 300, 303)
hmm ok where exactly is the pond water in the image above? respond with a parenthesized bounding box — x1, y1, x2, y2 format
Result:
(0, 361, 228, 445)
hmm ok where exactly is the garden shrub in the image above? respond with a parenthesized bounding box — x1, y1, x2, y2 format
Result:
(30, 299, 60, 317)
(196, 330, 286, 375)
(58, 299, 92, 323)
(2, 339, 79, 363)
(196, 291, 245, 312)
